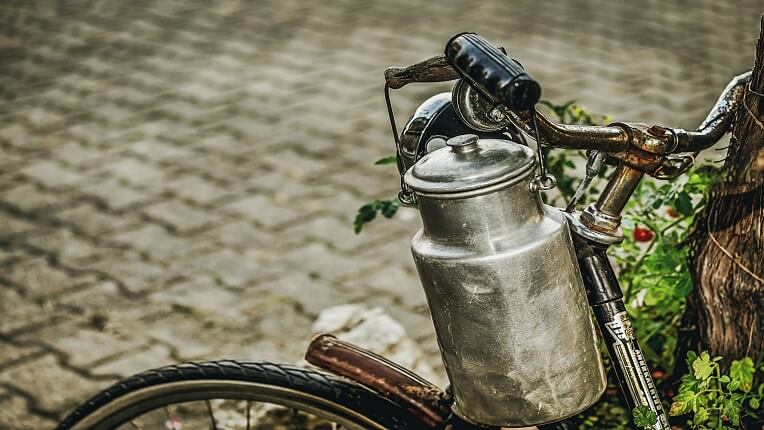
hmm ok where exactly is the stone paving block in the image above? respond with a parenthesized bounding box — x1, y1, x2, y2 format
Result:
(281, 242, 381, 283)
(197, 132, 250, 157)
(0, 354, 115, 416)
(0, 183, 64, 212)
(84, 253, 169, 294)
(143, 199, 217, 233)
(113, 224, 199, 261)
(99, 157, 166, 186)
(175, 248, 265, 289)
(20, 160, 84, 188)
(148, 276, 241, 318)
(52, 202, 136, 235)
(90, 343, 173, 378)
(23, 228, 102, 266)
(246, 272, 351, 318)
(49, 141, 105, 166)
(3, 257, 79, 298)
(81, 178, 151, 210)
(124, 138, 194, 162)
(222, 195, 301, 228)
(27, 322, 145, 369)
(279, 215, 385, 253)
(0, 394, 58, 430)
(344, 263, 425, 308)
(0, 212, 38, 238)
(0, 338, 44, 369)
(0, 282, 61, 334)
(201, 219, 274, 249)
(164, 174, 231, 204)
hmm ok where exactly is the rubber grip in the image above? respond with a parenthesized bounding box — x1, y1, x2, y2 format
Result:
(445, 32, 541, 111)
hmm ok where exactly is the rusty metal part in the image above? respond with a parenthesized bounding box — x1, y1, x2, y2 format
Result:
(673, 71, 751, 153)
(581, 163, 645, 234)
(385, 54, 460, 89)
(305, 334, 451, 429)
(610, 122, 673, 155)
(505, 108, 630, 151)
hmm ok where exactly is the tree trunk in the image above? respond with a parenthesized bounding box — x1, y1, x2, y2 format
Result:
(686, 16, 764, 367)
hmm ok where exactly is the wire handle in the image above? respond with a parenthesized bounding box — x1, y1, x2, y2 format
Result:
(528, 109, 557, 192)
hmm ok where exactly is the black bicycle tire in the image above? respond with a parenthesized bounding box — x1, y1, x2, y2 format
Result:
(55, 360, 428, 430)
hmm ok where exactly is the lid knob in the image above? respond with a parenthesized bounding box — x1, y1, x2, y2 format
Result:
(447, 134, 479, 153)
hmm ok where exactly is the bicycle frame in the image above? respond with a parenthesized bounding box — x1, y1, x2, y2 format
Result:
(307, 50, 750, 429)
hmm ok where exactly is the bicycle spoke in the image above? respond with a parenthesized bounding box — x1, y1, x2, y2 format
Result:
(128, 419, 142, 430)
(163, 406, 178, 430)
(246, 400, 252, 430)
(205, 399, 218, 430)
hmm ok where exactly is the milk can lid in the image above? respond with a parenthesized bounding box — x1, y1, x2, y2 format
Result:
(404, 134, 536, 195)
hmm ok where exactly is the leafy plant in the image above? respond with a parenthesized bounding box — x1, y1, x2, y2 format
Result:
(615, 166, 721, 373)
(670, 351, 764, 429)
(633, 405, 659, 429)
(353, 198, 399, 233)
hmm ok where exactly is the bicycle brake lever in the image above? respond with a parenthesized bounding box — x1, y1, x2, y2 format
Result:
(653, 154, 696, 179)
(565, 150, 606, 212)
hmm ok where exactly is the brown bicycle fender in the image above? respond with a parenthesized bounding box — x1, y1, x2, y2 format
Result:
(305, 334, 451, 429)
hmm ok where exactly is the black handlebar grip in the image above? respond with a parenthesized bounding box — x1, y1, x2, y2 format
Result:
(445, 32, 541, 111)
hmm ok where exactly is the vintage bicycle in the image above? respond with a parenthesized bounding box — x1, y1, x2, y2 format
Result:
(55, 33, 750, 430)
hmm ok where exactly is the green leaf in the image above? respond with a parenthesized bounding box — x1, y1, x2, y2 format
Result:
(722, 395, 742, 426)
(353, 203, 378, 234)
(693, 351, 715, 380)
(749, 397, 760, 410)
(686, 351, 699, 368)
(694, 406, 709, 424)
(674, 191, 694, 216)
(670, 397, 692, 416)
(374, 155, 398, 165)
(632, 405, 658, 429)
(730, 357, 755, 393)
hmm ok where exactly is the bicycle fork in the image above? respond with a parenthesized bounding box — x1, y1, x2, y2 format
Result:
(576, 236, 671, 430)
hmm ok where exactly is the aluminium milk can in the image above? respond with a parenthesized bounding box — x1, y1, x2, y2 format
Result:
(405, 134, 606, 426)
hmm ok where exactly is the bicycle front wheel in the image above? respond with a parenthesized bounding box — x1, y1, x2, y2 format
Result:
(56, 360, 427, 430)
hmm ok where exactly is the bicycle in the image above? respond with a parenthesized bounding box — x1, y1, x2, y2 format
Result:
(55, 32, 750, 430)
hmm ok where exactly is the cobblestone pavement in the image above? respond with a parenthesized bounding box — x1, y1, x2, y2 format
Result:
(0, 1, 762, 427)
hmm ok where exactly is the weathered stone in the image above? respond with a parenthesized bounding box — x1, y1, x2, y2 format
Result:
(0, 354, 115, 416)
(0, 395, 58, 430)
(0, 1, 760, 425)
(312, 304, 444, 385)
(144, 199, 217, 233)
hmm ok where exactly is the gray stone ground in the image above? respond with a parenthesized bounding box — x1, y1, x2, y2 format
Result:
(0, 1, 761, 427)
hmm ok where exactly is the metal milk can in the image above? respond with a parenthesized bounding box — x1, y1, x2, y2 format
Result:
(404, 134, 606, 427)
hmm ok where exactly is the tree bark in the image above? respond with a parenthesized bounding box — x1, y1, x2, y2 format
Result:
(686, 16, 764, 367)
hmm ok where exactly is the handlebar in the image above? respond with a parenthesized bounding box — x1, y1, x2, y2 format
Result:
(385, 32, 751, 238)
(385, 32, 750, 163)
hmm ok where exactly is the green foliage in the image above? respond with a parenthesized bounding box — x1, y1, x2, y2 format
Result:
(353, 198, 399, 233)
(580, 400, 630, 429)
(670, 351, 764, 429)
(374, 155, 398, 165)
(614, 166, 720, 372)
(633, 405, 659, 429)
